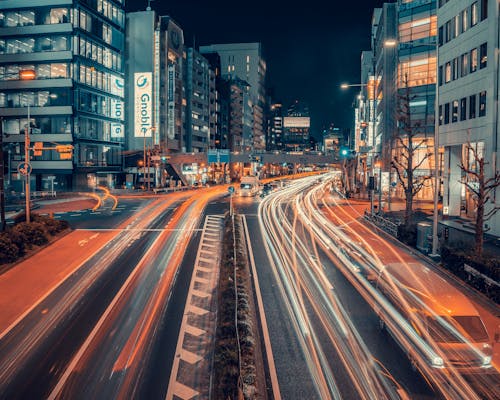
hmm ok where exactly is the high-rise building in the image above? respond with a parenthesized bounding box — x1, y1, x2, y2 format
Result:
(200, 42, 266, 151)
(282, 100, 310, 151)
(372, 3, 397, 170)
(394, 0, 437, 200)
(0, 0, 126, 191)
(185, 48, 213, 153)
(203, 52, 227, 150)
(437, 0, 499, 235)
(126, 11, 184, 156)
(267, 102, 283, 151)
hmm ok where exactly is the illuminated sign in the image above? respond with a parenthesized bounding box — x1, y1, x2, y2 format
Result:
(111, 123, 124, 138)
(283, 117, 310, 128)
(111, 77, 124, 97)
(134, 72, 153, 137)
(111, 98, 124, 121)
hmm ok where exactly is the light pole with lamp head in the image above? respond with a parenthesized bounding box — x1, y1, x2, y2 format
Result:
(19, 70, 36, 222)
(143, 126, 155, 191)
(19, 69, 36, 223)
(341, 82, 376, 212)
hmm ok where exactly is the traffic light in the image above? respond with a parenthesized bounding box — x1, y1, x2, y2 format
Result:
(340, 147, 356, 158)
(56, 144, 73, 160)
(33, 142, 43, 157)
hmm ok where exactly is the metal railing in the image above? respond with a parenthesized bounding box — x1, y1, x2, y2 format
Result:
(364, 211, 401, 237)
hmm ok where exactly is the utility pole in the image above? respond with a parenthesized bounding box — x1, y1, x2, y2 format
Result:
(0, 117, 5, 231)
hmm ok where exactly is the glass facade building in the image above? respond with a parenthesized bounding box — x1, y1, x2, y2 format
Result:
(394, 0, 437, 200)
(0, 0, 125, 191)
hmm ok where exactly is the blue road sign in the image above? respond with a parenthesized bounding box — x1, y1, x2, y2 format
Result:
(17, 162, 32, 176)
(228, 186, 235, 194)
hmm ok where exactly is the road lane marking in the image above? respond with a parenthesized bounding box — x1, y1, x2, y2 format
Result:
(166, 215, 223, 400)
(48, 229, 169, 400)
(242, 214, 282, 400)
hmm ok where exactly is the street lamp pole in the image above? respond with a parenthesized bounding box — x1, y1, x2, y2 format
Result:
(25, 102, 31, 223)
(0, 118, 5, 231)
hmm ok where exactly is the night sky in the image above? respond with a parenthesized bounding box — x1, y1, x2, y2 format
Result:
(126, 0, 387, 138)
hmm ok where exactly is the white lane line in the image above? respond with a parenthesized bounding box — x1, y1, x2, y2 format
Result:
(189, 305, 209, 316)
(166, 215, 222, 400)
(47, 231, 167, 400)
(184, 324, 206, 337)
(171, 381, 199, 400)
(242, 215, 282, 400)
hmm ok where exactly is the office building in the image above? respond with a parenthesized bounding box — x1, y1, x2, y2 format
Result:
(185, 48, 213, 153)
(126, 12, 184, 155)
(394, 0, 437, 200)
(200, 42, 266, 151)
(282, 100, 310, 151)
(437, 0, 499, 235)
(267, 102, 283, 151)
(0, 0, 126, 191)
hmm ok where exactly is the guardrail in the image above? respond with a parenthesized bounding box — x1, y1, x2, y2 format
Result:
(364, 212, 401, 237)
(32, 190, 57, 198)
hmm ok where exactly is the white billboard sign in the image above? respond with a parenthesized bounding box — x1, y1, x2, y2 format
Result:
(283, 117, 310, 128)
(134, 72, 153, 137)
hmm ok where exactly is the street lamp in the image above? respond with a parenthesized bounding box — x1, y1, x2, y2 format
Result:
(142, 126, 155, 191)
(341, 82, 377, 211)
(23, 76, 35, 222)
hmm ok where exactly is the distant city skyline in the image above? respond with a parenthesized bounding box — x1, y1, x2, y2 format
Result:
(126, 0, 387, 138)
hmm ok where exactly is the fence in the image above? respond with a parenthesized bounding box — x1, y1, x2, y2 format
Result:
(364, 212, 401, 237)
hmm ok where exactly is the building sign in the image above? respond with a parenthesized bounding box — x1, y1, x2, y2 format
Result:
(111, 122, 124, 138)
(111, 98, 124, 121)
(283, 117, 310, 128)
(111, 76, 124, 97)
(134, 72, 153, 137)
(167, 64, 175, 139)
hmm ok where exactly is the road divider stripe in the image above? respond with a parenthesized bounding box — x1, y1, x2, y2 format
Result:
(242, 215, 282, 400)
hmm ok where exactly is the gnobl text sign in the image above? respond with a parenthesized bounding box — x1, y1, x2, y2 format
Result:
(134, 72, 153, 138)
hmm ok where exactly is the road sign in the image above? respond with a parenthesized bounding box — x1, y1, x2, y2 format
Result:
(391, 181, 397, 187)
(17, 162, 32, 176)
(228, 186, 235, 194)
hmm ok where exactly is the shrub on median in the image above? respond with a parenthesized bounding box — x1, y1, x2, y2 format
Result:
(0, 233, 20, 264)
(12, 222, 48, 248)
(0, 215, 70, 265)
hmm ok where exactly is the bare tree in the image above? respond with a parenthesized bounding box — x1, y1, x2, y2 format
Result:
(459, 140, 500, 257)
(391, 75, 432, 225)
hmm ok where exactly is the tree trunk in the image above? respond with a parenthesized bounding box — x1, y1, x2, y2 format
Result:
(475, 200, 484, 256)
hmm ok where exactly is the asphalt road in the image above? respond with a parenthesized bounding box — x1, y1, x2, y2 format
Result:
(0, 201, 178, 399)
(237, 186, 438, 400)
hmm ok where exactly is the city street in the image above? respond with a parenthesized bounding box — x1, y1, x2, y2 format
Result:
(248, 175, 500, 400)
(0, 188, 228, 399)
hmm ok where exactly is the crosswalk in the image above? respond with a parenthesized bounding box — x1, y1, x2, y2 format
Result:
(166, 215, 224, 400)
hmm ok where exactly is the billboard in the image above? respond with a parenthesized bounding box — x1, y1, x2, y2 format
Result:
(283, 117, 310, 128)
(134, 72, 153, 137)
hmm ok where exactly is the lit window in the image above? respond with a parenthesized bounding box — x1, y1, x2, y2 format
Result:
(461, 53, 469, 77)
(461, 8, 468, 33)
(479, 43, 487, 69)
(479, 91, 486, 117)
(470, 48, 478, 72)
(452, 100, 458, 122)
(444, 62, 451, 83)
(471, 2, 478, 26)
